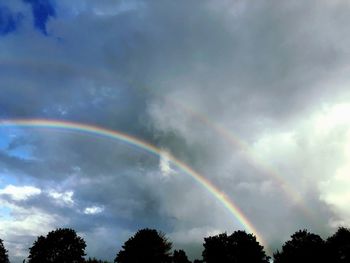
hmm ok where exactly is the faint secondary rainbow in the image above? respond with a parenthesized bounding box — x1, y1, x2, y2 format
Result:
(157, 98, 313, 218)
(0, 118, 268, 249)
(139, 88, 312, 219)
(125, 83, 311, 218)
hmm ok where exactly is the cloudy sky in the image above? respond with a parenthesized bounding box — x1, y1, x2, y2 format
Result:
(1, 0, 350, 262)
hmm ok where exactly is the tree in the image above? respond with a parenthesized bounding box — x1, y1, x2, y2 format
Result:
(273, 229, 326, 263)
(114, 228, 172, 263)
(326, 227, 350, 262)
(28, 228, 86, 263)
(202, 230, 270, 263)
(0, 239, 9, 263)
(172, 249, 191, 263)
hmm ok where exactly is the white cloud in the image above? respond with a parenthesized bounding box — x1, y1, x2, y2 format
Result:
(250, 101, 350, 229)
(319, 118, 350, 226)
(0, 185, 41, 201)
(159, 150, 174, 177)
(84, 205, 104, 215)
(48, 190, 74, 207)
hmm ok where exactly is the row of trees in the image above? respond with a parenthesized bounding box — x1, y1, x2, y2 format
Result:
(0, 227, 350, 262)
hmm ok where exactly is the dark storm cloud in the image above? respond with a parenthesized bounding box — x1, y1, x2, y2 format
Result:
(144, 0, 350, 136)
(1, 0, 349, 127)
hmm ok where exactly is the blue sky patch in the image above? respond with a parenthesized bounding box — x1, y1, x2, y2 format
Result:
(0, 206, 12, 220)
(0, 172, 17, 188)
(0, 5, 22, 35)
(7, 145, 35, 160)
(23, 0, 55, 35)
(0, 129, 35, 160)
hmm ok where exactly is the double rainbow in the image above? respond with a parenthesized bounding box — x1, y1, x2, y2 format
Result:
(0, 118, 268, 250)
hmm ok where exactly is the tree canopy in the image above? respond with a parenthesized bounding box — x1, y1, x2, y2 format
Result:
(3, 226, 350, 262)
(273, 229, 327, 263)
(28, 228, 86, 263)
(172, 249, 191, 263)
(114, 228, 172, 263)
(326, 227, 350, 263)
(0, 239, 9, 263)
(202, 230, 270, 263)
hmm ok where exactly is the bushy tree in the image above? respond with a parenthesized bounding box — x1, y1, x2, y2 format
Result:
(0, 239, 9, 263)
(28, 228, 86, 263)
(202, 230, 270, 263)
(172, 249, 191, 263)
(115, 228, 172, 263)
(273, 229, 326, 263)
(202, 233, 229, 262)
(326, 227, 350, 262)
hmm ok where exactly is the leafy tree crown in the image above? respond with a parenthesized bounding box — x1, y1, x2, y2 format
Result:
(115, 228, 172, 263)
(273, 229, 326, 263)
(202, 230, 270, 263)
(28, 228, 86, 263)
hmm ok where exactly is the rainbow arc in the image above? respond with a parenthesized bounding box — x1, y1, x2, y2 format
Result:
(0, 118, 268, 250)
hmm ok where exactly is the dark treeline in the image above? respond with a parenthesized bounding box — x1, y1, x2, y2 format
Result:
(0, 226, 350, 263)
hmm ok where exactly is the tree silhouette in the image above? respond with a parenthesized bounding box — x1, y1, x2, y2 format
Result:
(202, 230, 270, 263)
(0, 239, 9, 263)
(114, 228, 172, 263)
(273, 229, 326, 263)
(326, 227, 350, 262)
(28, 228, 86, 263)
(172, 249, 191, 263)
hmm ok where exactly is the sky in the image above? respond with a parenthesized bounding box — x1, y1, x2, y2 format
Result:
(1, 0, 350, 262)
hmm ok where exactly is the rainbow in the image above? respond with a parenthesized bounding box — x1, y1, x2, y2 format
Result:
(158, 98, 312, 218)
(1, 61, 307, 215)
(0, 118, 268, 250)
(123, 83, 311, 218)
(0, 60, 313, 216)
(182, 107, 314, 219)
